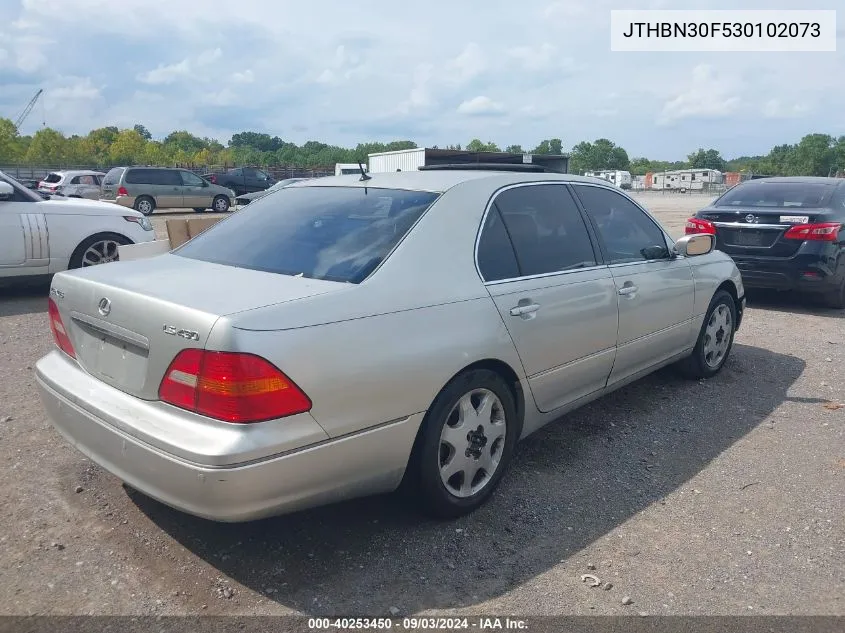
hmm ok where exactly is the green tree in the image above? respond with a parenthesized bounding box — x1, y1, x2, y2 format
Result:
(163, 130, 207, 155)
(24, 128, 68, 164)
(0, 118, 24, 162)
(505, 144, 524, 154)
(108, 129, 147, 164)
(86, 126, 119, 163)
(789, 134, 837, 176)
(570, 138, 630, 173)
(532, 138, 563, 155)
(687, 148, 726, 171)
(133, 124, 152, 140)
(466, 139, 501, 152)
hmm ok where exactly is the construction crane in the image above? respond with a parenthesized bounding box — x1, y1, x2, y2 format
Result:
(14, 89, 43, 131)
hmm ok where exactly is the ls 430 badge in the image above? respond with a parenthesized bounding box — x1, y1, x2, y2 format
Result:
(162, 325, 200, 341)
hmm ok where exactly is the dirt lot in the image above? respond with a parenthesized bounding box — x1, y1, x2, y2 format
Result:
(1, 193, 842, 616)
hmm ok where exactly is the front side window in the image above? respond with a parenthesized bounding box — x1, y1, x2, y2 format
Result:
(492, 184, 597, 277)
(574, 185, 670, 264)
(180, 171, 205, 186)
(175, 187, 440, 283)
(0, 172, 40, 202)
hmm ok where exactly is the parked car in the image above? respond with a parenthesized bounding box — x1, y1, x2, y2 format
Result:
(686, 176, 845, 308)
(0, 171, 155, 279)
(235, 178, 310, 205)
(100, 166, 234, 216)
(202, 167, 275, 197)
(38, 170, 105, 200)
(36, 168, 744, 522)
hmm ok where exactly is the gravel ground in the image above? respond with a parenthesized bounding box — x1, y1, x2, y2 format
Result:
(0, 193, 842, 616)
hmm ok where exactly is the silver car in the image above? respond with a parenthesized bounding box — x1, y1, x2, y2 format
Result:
(35, 169, 745, 522)
(38, 170, 105, 200)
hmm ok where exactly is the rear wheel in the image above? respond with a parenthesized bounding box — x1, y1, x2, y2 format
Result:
(823, 278, 845, 309)
(212, 195, 230, 213)
(676, 289, 737, 379)
(134, 196, 155, 216)
(68, 233, 132, 269)
(409, 369, 519, 518)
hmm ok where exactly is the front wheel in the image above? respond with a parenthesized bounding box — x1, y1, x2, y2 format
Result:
(410, 369, 520, 518)
(212, 195, 230, 213)
(68, 233, 132, 269)
(676, 289, 737, 379)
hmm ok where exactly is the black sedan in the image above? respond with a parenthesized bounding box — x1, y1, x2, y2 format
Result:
(686, 177, 845, 308)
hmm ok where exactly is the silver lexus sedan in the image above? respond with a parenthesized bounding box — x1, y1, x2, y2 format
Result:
(35, 167, 745, 522)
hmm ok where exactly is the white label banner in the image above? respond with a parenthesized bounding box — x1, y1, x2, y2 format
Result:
(610, 10, 837, 52)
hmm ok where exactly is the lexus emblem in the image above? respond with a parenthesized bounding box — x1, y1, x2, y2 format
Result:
(97, 297, 111, 317)
(745, 214, 756, 223)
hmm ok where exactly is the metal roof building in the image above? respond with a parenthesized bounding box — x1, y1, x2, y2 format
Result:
(368, 147, 570, 174)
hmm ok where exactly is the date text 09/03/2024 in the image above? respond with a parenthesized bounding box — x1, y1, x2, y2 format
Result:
(307, 617, 529, 630)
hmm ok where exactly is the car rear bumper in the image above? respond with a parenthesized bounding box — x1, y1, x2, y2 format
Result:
(35, 351, 422, 522)
(732, 251, 843, 294)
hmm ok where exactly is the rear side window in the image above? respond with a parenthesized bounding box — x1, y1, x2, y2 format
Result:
(125, 168, 181, 185)
(493, 184, 597, 277)
(103, 168, 125, 186)
(477, 207, 520, 282)
(43, 173, 61, 183)
(175, 187, 440, 283)
(715, 182, 835, 208)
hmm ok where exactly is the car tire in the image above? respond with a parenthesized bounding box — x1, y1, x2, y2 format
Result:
(409, 369, 520, 519)
(134, 196, 155, 216)
(823, 279, 845, 309)
(68, 233, 132, 269)
(676, 289, 737, 379)
(212, 195, 230, 213)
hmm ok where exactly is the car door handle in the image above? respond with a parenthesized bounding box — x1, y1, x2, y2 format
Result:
(510, 303, 540, 317)
(617, 284, 638, 296)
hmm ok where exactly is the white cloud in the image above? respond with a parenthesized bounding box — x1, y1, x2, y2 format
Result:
(457, 96, 505, 116)
(762, 99, 810, 119)
(231, 69, 254, 84)
(658, 64, 742, 125)
(2, 0, 843, 160)
(444, 42, 486, 84)
(137, 48, 223, 84)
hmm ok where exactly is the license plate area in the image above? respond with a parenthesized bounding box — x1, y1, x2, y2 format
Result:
(73, 322, 149, 391)
(735, 231, 764, 246)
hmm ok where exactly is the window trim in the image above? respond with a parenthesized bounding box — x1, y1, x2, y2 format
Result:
(568, 181, 678, 269)
(473, 181, 606, 286)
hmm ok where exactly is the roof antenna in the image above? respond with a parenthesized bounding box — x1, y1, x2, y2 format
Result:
(358, 161, 371, 181)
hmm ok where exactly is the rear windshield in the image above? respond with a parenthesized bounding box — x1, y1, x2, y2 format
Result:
(103, 168, 125, 186)
(716, 182, 835, 208)
(43, 173, 61, 183)
(175, 186, 440, 283)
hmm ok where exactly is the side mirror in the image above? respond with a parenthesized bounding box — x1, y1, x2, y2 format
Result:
(0, 181, 14, 201)
(674, 233, 715, 257)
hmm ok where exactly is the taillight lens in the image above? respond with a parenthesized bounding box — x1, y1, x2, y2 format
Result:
(48, 298, 76, 359)
(685, 218, 716, 235)
(783, 222, 841, 242)
(117, 186, 128, 196)
(159, 350, 312, 423)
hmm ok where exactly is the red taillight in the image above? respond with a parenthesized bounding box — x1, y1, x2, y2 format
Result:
(47, 298, 76, 359)
(685, 218, 716, 235)
(158, 350, 312, 423)
(783, 222, 841, 242)
(117, 186, 128, 196)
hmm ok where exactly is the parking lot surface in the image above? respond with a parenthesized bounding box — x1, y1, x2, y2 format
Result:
(0, 193, 842, 616)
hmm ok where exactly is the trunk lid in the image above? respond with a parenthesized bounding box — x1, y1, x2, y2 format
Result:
(50, 254, 346, 400)
(698, 206, 835, 258)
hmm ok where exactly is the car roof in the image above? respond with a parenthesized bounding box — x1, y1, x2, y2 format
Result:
(741, 176, 844, 187)
(294, 170, 611, 193)
(52, 170, 105, 176)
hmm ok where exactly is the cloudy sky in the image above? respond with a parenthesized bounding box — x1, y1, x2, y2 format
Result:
(0, 0, 842, 160)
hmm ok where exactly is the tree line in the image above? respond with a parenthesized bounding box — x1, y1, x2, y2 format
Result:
(1, 117, 843, 178)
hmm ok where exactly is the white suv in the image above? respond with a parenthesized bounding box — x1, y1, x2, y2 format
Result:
(0, 171, 155, 279)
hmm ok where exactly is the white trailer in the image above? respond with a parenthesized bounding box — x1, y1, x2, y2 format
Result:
(367, 148, 427, 173)
(584, 170, 632, 189)
(335, 163, 367, 176)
